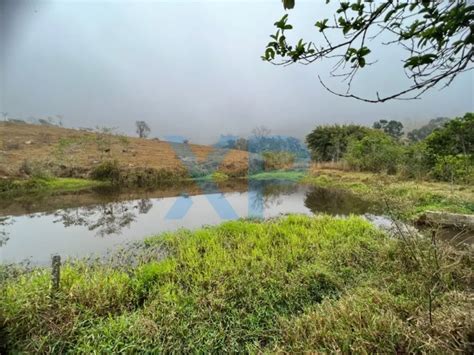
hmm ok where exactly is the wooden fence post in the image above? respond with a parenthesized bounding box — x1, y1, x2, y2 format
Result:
(51, 255, 61, 296)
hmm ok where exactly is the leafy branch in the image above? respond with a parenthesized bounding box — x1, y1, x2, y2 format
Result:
(264, 1, 473, 102)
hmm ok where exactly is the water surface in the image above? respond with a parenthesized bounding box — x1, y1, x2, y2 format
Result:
(1, 179, 381, 264)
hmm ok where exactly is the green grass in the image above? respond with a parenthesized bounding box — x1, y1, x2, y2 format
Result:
(210, 171, 230, 182)
(1, 215, 471, 353)
(249, 170, 307, 181)
(0, 177, 108, 195)
(192, 171, 230, 182)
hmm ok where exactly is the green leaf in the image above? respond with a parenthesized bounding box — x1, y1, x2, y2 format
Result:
(358, 46, 371, 57)
(315, 19, 329, 32)
(282, 0, 295, 10)
(265, 47, 276, 60)
(384, 9, 396, 22)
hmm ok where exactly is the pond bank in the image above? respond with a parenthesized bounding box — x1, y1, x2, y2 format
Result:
(1, 215, 472, 353)
(0, 177, 108, 195)
(304, 169, 474, 219)
(0, 170, 304, 197)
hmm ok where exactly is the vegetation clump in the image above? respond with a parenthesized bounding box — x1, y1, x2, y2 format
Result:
(211, 171, 229, 182)
(344, 130, 403, 174)
(0, 215, 472, 353)
(0, 177, 105, 195)
(262, 151, 296, 170)
(90, 160, 121, 182)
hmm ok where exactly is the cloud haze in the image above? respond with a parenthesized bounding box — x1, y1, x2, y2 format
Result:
(1, 0, 473, 143)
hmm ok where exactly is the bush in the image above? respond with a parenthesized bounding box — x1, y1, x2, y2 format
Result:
(399, 142, 431, 180)
(211, 171, 229, 182)
(90, 160, 121, 182)
(344, 131, 404, 174)
(18, 160, 52, 179)
(431, 154, 474, 184)
(262, 151, 296, 170)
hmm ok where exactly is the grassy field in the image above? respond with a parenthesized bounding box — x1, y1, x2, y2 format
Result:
(1, 215, 472, 353)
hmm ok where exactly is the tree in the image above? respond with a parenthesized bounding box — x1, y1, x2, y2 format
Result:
(306, 124, 370, 162)
(56, 114, 64, 127)
(407, 117, 450, 142)
(423, 112, 473, 183)
(344, 130, 404, 174)
(234, 138, 249, 151)
(424, 112, 473, 161)
(373, 119, 404, 140)
(252, 126, 272, 139)
(135, 121, 150, 138)
(263, 1, 473, 102)
(38, 118, 52, 126)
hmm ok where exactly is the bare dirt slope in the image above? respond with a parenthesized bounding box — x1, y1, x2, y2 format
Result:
(0, 122, 249, 178)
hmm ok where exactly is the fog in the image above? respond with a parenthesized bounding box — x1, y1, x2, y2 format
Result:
(1, 0, 473, 144)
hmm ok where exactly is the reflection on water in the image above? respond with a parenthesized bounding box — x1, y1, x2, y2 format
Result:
(0, 216, 13, 247)
(304, 186, 377, 215)
(54, 201, 140, 238)
(1, 179, 467, 264)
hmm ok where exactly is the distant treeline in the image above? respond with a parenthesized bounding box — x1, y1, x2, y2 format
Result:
(3, 116, 64, 127)
(216, 135, 309, 158)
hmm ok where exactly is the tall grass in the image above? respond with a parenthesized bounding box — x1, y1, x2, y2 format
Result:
(0, 215, 472, 353)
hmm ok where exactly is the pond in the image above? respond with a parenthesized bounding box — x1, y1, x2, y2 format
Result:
(0, 179, 384, 264)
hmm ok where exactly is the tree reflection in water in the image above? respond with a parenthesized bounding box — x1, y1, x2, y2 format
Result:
(248, 180, 300, 217)
(53, 199, 154, 237)
(304, 187, 376, 216)
(0, 216, 13, 247)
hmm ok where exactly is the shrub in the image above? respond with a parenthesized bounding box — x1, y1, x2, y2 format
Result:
(400, 142, 431, 180)
(431, 154, 474, 184)
(18, 159, 52, 179)
(90, 160, 121, 182)
(344, 131, 404, 173)
(211, 171, 229, 182)
(262, 151, 296, 170)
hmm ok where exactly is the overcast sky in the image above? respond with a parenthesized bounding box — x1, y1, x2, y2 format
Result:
(1, 0, 473, 143)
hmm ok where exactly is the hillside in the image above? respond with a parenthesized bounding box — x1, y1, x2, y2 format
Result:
(0, 122, 249, 179)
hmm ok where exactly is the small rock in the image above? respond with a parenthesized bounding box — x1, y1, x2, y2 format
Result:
(24, 140, 33, 145)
